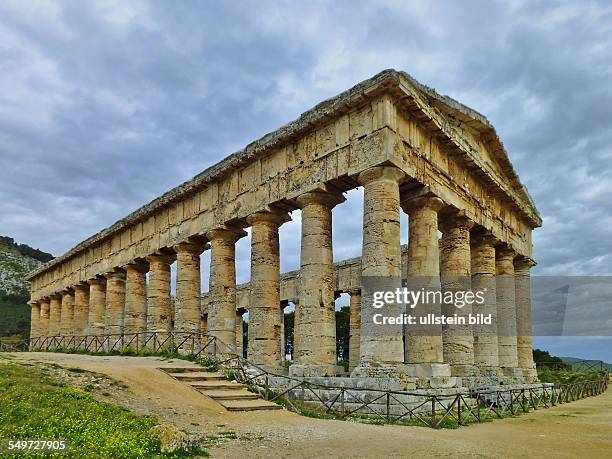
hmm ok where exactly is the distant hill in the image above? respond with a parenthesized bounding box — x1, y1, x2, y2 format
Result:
(0, 237, 54, 339)
(560, 356, 612, 371)
(0, 236, 52, 297)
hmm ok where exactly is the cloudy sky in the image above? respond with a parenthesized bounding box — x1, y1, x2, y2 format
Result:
(1, 1, 611, 360)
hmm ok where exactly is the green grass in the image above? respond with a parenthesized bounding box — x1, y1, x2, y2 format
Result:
(0, 362, 205, 458)
(537, 368, 607, 385)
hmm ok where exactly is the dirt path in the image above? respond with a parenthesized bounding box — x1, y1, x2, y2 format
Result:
(6, 353, 611, 458)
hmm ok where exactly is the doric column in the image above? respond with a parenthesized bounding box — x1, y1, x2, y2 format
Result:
(496, 245, 520, 376)
(105, 268, 126, 348)
(201, 313, 208, 341)
(440, 212, 477, 377)
(87, 277, 107, 337)
(39, 298, 50, 341)
(290, 189, 345, 377)
(354, 166, 405, 373)
(206, 228, 245, 357)
(146, 253, 174, 342)
(73, 283, 90, 338)
(470, 231, 500, 375)
(174, 241, 206, 340)
(515, 256, 538, 382)
(402, 194, 450, 378)
(236, 309, 245, 358)
(60, 289, 75, 337)
(124, 261, 149, 345)
(48, 294, 62, 338)
(280, 303, 287, 364)
(246, 210, 291, 369)
(292, 300, 300, 362)
(29, 301, 41, 348)
(348, 289, 361, 372)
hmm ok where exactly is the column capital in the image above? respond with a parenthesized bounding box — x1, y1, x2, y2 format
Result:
(174, 240, 209, 255)
(49, 292, 62, 300)
(514, 255, 537, 273)
(124, 260, 149, 274)
(401, 194, 444, 213)
(205, 225, 247, 243)
(74, 282, 90, 293)
(27, 299, 40, 306)
(87, 276, 106, 286)
(439, 209, 475, 233)
(104, 268, 126, 280)
(60, 287, 75, 296)
(146, 252, 176, 264)
(357, 165, 406, 186)
(495, 244, 516, 261)
(347, 288, 361, 296)
(470, 228, 498, 247)
(246, 208, 291, 227)
(296, 189, 345, 209)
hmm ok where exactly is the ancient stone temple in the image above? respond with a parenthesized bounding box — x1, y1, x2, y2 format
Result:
(26, 69, 541, 388)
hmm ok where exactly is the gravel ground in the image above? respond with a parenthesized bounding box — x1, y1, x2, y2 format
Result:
(6, 353, 611, 458)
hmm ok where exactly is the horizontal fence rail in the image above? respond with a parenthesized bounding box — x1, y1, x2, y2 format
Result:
(0, 332, 608, 429)
(20, 331, 219, 357)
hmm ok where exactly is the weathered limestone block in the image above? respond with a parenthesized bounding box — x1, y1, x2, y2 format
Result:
(124, 261, 148, 340)
(87, 277, 107, 336)
(470, 232, 500, 375)
(440, 212, 477, 376)
(290, 189, 345, 377)
(175, 241, 206, 337)
(39, 299, 50, 339)
(146, 253, 174, 338)
(73, 283, 90, 337)
(105, 268, 126, 345)
(246, 209, 290, 369)
(206, 227, 245, 356)
(60, 289, 75, 336)
(515, 256, 538, 382)
(48, 294, 62, 338)
(402, 195, 450, 378)
(496, 246, 520, 376)
(348, 289, 361, 371)
(355, 166, 405, 370)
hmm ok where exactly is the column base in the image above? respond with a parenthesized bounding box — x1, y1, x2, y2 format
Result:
(501, 367, 523, 378)
(351, 363, 416, 380)
(477, 365, 503, 377)
(405, 363, 452, 378)
(450, 364, 480, 377)
(521, 368, 539, 383)
(289, 364, 339, 377)
(255, 364, 286, 375)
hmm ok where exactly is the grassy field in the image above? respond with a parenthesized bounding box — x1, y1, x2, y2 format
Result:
(0, 361, 205, 458)
(537, 367, 609, 385)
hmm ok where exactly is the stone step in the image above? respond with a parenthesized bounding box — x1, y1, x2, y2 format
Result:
(189, 381, 243, 390)
(162, 367, 206, 373)
(221, 399, 283, 411)
(202, 390, 259, 401)
(170, 372, 226, 381)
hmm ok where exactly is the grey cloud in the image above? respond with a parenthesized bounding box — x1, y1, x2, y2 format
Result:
(1, 1, 611, 356)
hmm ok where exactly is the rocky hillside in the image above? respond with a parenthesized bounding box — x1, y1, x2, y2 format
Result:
(0, 236, 53, 297)
(0, 237, 53, 339)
